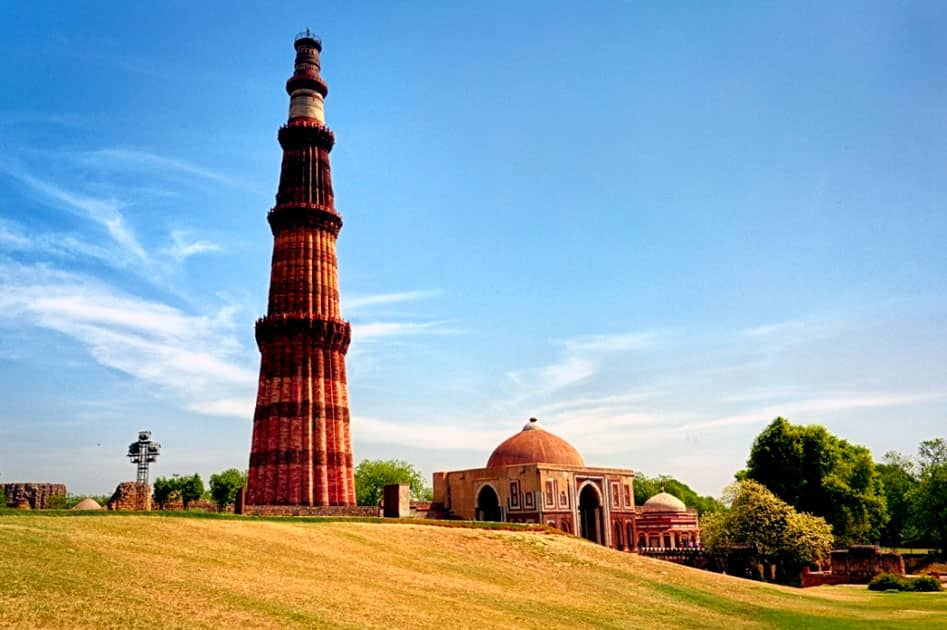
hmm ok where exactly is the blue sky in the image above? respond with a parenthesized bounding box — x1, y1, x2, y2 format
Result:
(0, 2, 944, 497)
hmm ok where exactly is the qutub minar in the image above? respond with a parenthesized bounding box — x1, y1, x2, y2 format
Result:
(246, 31, 356, 509)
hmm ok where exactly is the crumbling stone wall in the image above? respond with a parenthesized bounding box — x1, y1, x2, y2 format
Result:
(2, 483, 66, 509)
(830, 545, 904, 582)
(803, 545, 905, 586)
(107, 482, 152, 511)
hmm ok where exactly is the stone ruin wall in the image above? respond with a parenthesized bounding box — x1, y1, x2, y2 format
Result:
(2, 483, 66, 509)
(107, 482, 152, 511)
(240, 504, 380, 517)
(830, 545, 905, 581)
(802, 545, 905, 587)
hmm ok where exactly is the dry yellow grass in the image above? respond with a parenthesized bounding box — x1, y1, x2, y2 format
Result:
(1, 514, 944, 629)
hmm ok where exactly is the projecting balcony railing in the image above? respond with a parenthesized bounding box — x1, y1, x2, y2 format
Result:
(295, 29, 322, 48)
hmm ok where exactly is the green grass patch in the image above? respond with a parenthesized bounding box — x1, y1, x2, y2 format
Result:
(2, 514, 945, 629)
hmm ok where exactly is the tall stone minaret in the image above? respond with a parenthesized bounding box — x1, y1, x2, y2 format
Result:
(247, 31, 355, 508)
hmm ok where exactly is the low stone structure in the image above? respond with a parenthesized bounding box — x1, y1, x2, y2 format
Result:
(2, 483, 66, 509)
(240, 505, 380, 517)
(108, 482, 151, 511)
(383, 484, 410, 518)
(800, 545, 905, 587)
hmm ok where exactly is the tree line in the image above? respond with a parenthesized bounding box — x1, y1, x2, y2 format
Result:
(698, 417, 946, 584)
(152, 468, 247, 511)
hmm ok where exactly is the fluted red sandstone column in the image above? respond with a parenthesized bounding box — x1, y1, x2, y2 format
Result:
(247, 32, 356, 507)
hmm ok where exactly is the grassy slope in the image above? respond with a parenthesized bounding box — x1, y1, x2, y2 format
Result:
(1, 513, 944, 629)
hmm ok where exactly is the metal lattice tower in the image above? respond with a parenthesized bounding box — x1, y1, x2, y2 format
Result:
(127, 431, 160, 486)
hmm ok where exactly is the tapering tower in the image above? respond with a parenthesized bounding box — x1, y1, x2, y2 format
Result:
(247, 31, 355, 508)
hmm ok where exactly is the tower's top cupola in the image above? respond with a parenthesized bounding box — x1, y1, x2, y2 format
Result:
(287, 29, 328, 123)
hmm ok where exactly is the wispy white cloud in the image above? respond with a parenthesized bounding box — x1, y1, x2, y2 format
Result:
(0, 261, 256, 419)
(505, 330, 661, 404)
(163, 230, 222, 260)
(741, 320, 807, 337)
(353, 415, 509, 451)
(352, 320, 463, 340)
(0, 163, 147, 261)
(562, 332, 659, 353)
(345, 289, 439, 311)
(677, 391, 947, 435)
(77, 148, 262, 194)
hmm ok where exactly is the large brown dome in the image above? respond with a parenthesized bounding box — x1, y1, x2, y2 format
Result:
(486, 418, 585, 468)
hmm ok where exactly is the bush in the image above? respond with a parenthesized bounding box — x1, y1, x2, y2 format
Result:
(868, 573, 909, 591)
(868, 573, 944, 592)
(909, 576, 944, 592)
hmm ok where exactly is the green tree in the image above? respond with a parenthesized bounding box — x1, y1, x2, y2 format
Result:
(209, 468, 247, 511)
(152, 476, 178, 509)
(909, 438, 947, 553)
(0, 485, 7, 508)
(702, 480, 833, 583)
(877, 451, 919, 547)
(176, 474, 205, 509)
(918, 438, 947, 469)
(354, 459, 426, 506)
(745, 417, 887, 545)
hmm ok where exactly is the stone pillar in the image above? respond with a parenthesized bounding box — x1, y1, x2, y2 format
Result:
(383, 484, 410, 518)
(247, 32, 356, 509)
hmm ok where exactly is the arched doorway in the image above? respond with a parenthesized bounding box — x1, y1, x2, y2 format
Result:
(578, 484, 603, 544)
(476, 485, 502, 522)
(614, 521, 623, 549)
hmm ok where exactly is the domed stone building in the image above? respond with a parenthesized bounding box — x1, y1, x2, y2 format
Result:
(636, 491, 700, 549)
(432, 418, 700, 551)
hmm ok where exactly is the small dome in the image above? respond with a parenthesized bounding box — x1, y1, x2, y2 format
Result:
(72, 498, 103, 511)
(642, 491, 687, 512)
(487, 418, 585, 468)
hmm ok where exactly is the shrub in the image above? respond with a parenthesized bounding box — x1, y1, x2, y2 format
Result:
(909, 576, 943, 592)
(868, 573, 909, 591)
(868, 573, 944, 592)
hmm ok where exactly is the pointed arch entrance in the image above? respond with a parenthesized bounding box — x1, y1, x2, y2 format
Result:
(476, 484, 502, 522)
(578, 484, 603, 544)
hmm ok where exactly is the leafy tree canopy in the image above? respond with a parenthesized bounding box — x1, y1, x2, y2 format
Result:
(745, 417, 887, 545)
(209, 468, 247, 510)
(176, 474, 205, 509)
(153, 474, 205, 509)
(918, 438, 947, 471)
(907, 438, 947, 553)
(877, 452, 919, 547)
(634, 473, 723, 515)
(354, 459, 429, 506)
(152, 476, 178, 509)
(702, 480, 834, 583)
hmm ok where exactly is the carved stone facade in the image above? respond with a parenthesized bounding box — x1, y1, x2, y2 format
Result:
(434, 461, 637, 549)
(432, 419, 700, 552)
(247, 32, 356, 511)
(2, 483, 66, 509)
(634, 492, 701, 550)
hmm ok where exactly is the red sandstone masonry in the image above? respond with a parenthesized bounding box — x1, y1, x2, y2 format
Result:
(247, 34, 356, 509)
(2, 483, 66, 509)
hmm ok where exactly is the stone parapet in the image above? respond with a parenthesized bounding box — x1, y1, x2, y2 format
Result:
(241, 505, 379, 517)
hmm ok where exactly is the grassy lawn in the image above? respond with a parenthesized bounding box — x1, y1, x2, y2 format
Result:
(1, 512, 944, 629)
